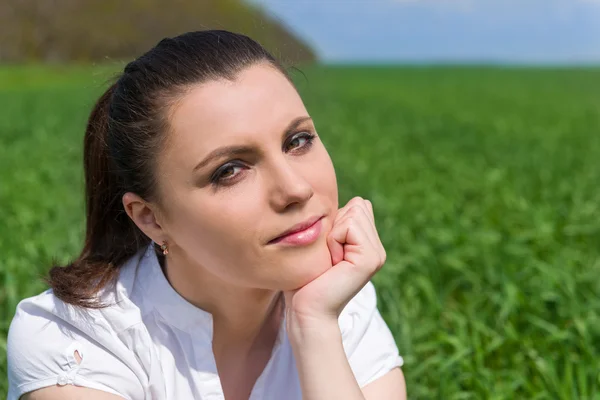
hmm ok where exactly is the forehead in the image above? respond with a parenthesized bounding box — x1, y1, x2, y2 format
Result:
(167, 64, 307, 156)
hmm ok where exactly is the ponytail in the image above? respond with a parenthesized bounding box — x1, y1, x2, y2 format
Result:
(46, 83, 150, 308)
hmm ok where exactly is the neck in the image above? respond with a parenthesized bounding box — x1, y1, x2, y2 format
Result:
(160, 249, 283, 350)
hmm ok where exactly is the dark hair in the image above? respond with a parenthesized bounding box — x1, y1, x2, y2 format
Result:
(46, 30, 291, 308)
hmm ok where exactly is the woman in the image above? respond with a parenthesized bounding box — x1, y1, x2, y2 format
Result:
(7, 30, 406, 399)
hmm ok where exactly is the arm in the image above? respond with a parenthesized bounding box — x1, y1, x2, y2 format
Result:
(23, 385, 127, 400)
(284, 197, 406, 399)
(288, 315, 406, 400)
(362, 368, 407, 399)
(287, 317, 365, 399)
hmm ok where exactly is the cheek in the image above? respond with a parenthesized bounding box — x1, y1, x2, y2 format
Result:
(312, 147, 339, 208)
(167, 194, 265, 280)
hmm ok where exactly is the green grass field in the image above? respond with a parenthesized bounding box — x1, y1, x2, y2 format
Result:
(1, 65, 600, 399)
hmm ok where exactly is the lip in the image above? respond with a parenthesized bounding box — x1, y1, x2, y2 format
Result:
(267, 215, 324, 245)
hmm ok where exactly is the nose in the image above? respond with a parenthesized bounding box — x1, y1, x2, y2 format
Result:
(267, 157, 314, 212)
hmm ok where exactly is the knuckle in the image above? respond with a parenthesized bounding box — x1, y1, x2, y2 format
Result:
(349, 196, 364, 205)
(336, 217, 351, 233)
(347, 217, 357, 229)
(374, 249, 386, 270)
(372, 261, 382, 273)
(348, 206, 361, 216)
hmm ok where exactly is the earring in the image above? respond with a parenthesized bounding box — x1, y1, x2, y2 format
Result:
(160, 241, 169, 255)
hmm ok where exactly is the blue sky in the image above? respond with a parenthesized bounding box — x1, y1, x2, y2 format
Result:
(249, 0, 600, 64)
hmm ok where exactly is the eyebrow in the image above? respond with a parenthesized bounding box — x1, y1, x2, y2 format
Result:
(192, 116, 313, 172)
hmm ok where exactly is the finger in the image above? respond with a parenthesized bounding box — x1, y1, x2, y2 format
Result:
(328, 216, 384, 274)
(333, 198, 386, 266)
(365, 199, 375, 225)
(357, 200, 385, 258)
(329, 210, 376, 250)
(327, 230, 345, 266)
(339, 197, 375, 234)
(335, 204, 386, 267)
(335, 205, 379, 249)
(358, 199, 377, 237)
(327, 202, 353, 266)
(334, 196, 366, 225)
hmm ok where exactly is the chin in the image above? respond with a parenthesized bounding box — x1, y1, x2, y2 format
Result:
(275, 242, 333, 291)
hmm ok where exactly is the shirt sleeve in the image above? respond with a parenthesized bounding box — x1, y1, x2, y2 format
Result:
(7, 296, 143, 400)
(340, 281, 404, 388)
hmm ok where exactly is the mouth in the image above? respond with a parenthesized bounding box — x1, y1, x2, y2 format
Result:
(267, 215, 325, 246)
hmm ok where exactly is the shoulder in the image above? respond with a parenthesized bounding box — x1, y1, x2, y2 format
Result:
(9, 251, 144, 340)
(7, 287, 136, 349)
(6, 255, 149, 400)
(7, 289, 89, 353)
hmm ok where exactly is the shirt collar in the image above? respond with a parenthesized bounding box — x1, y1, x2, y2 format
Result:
(135, 242, 288, 349)
(136, 242, 214, 339)
(138, 242, 287, 349)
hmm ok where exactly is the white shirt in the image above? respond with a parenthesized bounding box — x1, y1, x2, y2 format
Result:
(7, 243, 403, 400)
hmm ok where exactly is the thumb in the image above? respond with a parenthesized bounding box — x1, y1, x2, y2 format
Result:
(327, 231, 345, 266)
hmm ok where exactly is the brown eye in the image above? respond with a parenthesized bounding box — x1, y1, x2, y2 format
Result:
(284, 132, 315, 152)
(211, 163, 245, 185)
(220, 166, 236, 179)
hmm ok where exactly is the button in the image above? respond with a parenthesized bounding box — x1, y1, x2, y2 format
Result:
(57, 376, 68, 386)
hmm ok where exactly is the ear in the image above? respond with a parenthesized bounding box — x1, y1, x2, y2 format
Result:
(122, 192, 166, 243)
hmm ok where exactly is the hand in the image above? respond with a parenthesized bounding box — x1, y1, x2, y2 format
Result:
(283, 196, 387, 328)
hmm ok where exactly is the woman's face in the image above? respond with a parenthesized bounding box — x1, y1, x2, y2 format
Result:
(154, 63, 338, 291)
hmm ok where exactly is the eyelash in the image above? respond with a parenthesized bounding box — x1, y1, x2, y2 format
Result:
(210, 131, 317, 187)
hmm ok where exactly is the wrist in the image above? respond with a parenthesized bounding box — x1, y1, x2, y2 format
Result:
(286, 312, 364, 400)
(286, 311, 342, 347)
